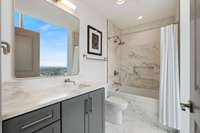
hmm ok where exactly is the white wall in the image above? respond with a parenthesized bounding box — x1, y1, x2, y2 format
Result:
(1, 0, 108, 84)
(75, 1, 107, 83)
(1, 0, 14, 82)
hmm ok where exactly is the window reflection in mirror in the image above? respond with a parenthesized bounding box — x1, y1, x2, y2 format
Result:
(14, 0, 80, 78)
(15, 11, 68, 76)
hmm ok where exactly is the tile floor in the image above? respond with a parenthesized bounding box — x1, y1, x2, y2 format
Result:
(105, 91, 170, 133)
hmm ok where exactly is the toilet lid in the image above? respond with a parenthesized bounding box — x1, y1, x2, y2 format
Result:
(107, 96, 128, 106)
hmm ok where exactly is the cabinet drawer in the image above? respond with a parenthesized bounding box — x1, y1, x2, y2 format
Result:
(35, 121, 60, 133)
(3, 103, 60, 133)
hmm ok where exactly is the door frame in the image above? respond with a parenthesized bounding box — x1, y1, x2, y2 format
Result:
(0, 0, 2, 131)
(180, 0, 191, 133)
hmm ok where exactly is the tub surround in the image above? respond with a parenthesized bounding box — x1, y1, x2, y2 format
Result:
(108, 24, 160, 90)
(120, 29, 160, 89)
(2, 81, 105, 120)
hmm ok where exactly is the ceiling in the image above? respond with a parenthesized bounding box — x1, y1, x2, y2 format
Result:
(82, 0, 178, 29)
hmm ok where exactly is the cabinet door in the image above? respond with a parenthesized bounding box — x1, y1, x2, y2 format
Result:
(35, 121, 60, 133)
(3, 104, 60, 133)
(62, 94, 88, 133)
(88, 88, 105, 133)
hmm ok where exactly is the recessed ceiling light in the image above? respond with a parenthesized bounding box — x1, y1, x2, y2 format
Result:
(116, 0, 126, 5)
(138, 16, 143, 20)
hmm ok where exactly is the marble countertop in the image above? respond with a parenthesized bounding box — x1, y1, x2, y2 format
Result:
(2, 81, 105, 120)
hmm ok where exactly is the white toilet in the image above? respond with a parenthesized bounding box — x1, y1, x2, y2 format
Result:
(106, 96, 128, 125)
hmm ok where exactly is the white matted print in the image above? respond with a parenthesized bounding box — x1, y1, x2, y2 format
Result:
(87, 25, 102, 56)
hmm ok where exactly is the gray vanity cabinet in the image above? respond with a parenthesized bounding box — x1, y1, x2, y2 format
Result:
(62, 94, 89, 133)
(3, 88, 105, 133)
(3, 104, 60, 133)
(62, 88, 105, 133)
(88, 89, 105, 133)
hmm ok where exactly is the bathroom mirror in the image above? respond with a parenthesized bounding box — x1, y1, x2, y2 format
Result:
(14, 0, 80, 78)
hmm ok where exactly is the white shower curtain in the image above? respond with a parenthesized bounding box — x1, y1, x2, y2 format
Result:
(159, 24, 181, 130)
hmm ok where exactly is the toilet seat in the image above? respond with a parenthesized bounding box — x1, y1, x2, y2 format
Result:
(106, 96, 128, 110)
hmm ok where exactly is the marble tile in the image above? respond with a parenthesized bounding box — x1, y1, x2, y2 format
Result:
(120, 29, 160, 89)
(108, 27, 160, 90)
(106, 92, 169, 133)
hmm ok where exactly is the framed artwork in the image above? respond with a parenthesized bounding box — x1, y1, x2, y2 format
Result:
(87, 25, 102, 56)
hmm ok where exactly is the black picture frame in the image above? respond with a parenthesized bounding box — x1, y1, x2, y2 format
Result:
(87, 25, 102, 56)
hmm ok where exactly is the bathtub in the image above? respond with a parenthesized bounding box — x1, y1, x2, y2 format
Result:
(109, 85, 159, 99)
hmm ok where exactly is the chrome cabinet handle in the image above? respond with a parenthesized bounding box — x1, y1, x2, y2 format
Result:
(21, 114, 53, 130)
(84, 99, 89, 114)
(89, 97, 92, 113)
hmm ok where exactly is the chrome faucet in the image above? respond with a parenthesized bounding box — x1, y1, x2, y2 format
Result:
(64, 78, 76, 85)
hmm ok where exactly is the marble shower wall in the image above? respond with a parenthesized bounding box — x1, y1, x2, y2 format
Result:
(108, 25, 160, 90)
(120, 29, 160, 89)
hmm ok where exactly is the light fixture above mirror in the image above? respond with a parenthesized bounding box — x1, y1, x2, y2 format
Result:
(53, 0, 77, 10)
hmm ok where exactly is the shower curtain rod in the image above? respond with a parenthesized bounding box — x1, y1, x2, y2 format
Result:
(108, 22, 179, 38)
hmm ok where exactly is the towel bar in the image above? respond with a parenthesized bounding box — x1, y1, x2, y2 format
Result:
(83, 54, 107, 61)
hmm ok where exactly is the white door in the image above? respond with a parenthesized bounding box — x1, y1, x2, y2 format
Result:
(180, 0, 200, 133)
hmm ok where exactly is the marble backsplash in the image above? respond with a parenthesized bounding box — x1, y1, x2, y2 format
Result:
(108, 28, 160, 90)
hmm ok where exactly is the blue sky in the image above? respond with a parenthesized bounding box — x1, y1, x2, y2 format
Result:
(15, 12, 68, 67)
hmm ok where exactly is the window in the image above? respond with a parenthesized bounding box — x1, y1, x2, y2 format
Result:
(15, 12, 69, 76)
(15, 11, 20, 27)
